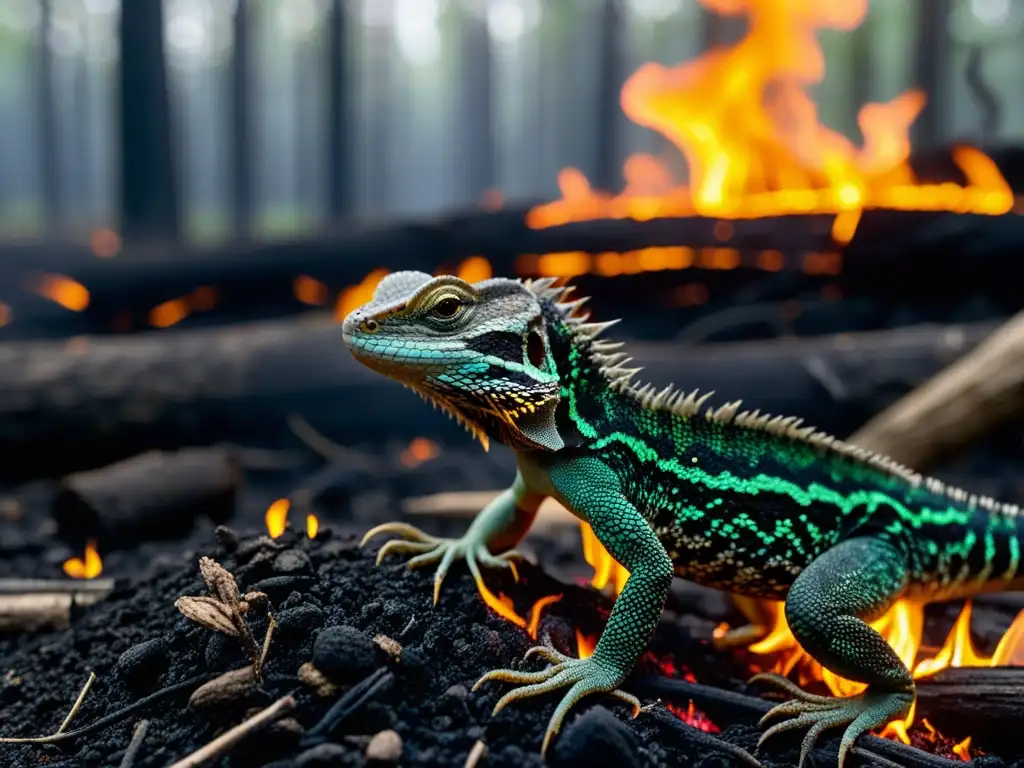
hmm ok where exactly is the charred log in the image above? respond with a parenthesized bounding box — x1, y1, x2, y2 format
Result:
(0, 314, 995, 481)
(51, 448, 241, 552)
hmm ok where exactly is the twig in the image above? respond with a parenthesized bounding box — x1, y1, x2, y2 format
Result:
(0, 591, 111, 632)
(166, 694, 296, 768)
(0, 670, 97, 743)
(0, 673, 217, 745)
(464, 739, 487, 768)
(300, 667, 394, 747)
(117, 719, 150, 768)
(260, 615, 277, 670)
(287, 413, 377, 470)
(56, 671, 96, 734)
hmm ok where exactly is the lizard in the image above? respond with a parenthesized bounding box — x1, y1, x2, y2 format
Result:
(341, 270, 1024, 768)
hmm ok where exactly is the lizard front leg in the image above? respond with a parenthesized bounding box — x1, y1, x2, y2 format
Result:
(753, 537, 914, 768)
(362, 470, 544, 604)
(473, 457, 674, 755)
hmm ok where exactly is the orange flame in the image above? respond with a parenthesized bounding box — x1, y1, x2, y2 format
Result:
(953, 736, 972, 762)
(336, 268, 389, 321)
(306, 513, 319, 539)
(33, 274, 90, 311)
(576, 629, 596, 660)
(63, 540, 102, 579)
(400, 437, 441, 468)
(149, 286, 219, 328)
(456, 256, 493, 284)
(294, 275, 329, 306)
(526, 0, 1015, 236)
(265, 498, 290, 539)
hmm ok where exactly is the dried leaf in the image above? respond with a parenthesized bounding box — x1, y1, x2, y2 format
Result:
(199, 557, 241, 608)
(188, 667, 258, 712)
(175, 596, 240, 637)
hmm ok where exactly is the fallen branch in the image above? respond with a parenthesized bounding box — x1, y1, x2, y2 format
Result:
(0, 578, 116, 595)
(300, 667, 394, 748)
(0, 314, 996, 480)
(53, 447, 241, 551)
(0, 671, 97, 743)
(913, 666, 1024, 746)
(0, 588, 112, 632)
(849, 309, 1024, 471)
(166, 694, 296, 768)
(117, 719, 150, 768)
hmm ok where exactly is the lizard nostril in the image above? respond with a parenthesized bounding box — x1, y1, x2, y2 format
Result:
(360, 318, 380, 334)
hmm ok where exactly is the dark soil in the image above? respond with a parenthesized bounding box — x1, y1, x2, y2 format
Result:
(2, 445, 1024, 767)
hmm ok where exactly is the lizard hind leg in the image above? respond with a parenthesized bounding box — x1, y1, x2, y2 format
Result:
(751, 537, 915, 768)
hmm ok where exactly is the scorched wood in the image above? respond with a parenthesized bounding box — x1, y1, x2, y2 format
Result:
(0, 314, 996, 481)
(51, 448, 241, 551)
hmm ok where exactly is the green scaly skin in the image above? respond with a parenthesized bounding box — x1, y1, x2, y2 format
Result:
(342, 271, 1024, 767)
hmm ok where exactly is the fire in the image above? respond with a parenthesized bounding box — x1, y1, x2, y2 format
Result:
(576, 629, 596, 660)
(400, 437, 441, 468)
(265, 498, 290, 538)
(33, 274, 90, 311)
(580, 522, 630, 594)
(149, 286, 219, 328)
(63, 540, 102, 579)
(336, 268, 389, 321)
(526, 0, 1015, 238)
(306, 513, 319, 539)
(456, 256, 493, 284)
(294, 275, 329, 306)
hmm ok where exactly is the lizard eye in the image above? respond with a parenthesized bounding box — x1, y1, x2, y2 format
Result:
(431, 297, 464, 319)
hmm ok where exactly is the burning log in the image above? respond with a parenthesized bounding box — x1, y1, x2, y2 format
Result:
(51, 448, 241, 551)
(849, 308, 1024, 471)
(914, 667, 1024, 751)
(0, 313, 997, 481)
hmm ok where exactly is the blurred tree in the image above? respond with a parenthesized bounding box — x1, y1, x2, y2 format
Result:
(231, 0, 252, 235)
(456, 3, 495, 204)
(37, 0, 59, 230)
(327, 0, 354, 221)
(119, 0, 180, 243)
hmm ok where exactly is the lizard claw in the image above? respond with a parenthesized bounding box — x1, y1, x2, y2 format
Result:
(361, 521, 523, 605)
(750, 673, 913, 768)
(473, 646, 640, 756)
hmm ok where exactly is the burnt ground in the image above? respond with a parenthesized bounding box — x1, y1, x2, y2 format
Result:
(2, 445, 1024, 768)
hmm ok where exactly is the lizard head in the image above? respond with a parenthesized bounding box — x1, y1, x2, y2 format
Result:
(341, 271, 566, 452)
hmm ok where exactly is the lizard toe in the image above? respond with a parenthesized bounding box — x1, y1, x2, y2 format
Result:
(754, 685, 913, 768)
(473, 653, 639, 756)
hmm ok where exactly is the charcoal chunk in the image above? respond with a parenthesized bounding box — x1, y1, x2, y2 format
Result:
(113, 637, 171, 692)
(312, 625, 378, 684)
(549, 706, 641, 768)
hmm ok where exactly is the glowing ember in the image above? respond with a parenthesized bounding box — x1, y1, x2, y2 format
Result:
(33, 274, 90, 311)
(456, 256, 493, 284)
(265, 498, 290, 538)
(400, 437, 441, 468)
(149, 298, 190, 328)
(306, 513, 320, 539)
(666, 701, 719, 734)
(0, 302, 10, 327)
(526, 0, 1015, 236)
(294, 275, 329, 306)
(90, 228, 121, 258)
(476, 576, 527, 630)
(336, 268, 389, 321)
(63, 540, 102, 579)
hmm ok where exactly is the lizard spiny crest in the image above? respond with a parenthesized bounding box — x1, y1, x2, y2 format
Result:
(526, 277, 1022, 521)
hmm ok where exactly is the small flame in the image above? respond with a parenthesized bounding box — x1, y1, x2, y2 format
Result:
(952, 736, 972, 762)
(400, 437, 440, 468)
(149, 287, 219, 328)
(63, 540, 102, 579)
(33, 274, 90, 311)
(576, 629, 596, 660)
(475, 575, 527, 630)
(306, 513, 319, 539)
(579, 522, 630, 594)
(336, 268, 389, 321)
(265, 498, 290, 539)
(294, 275, 329, 306)
(527, 593, 563, 639)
